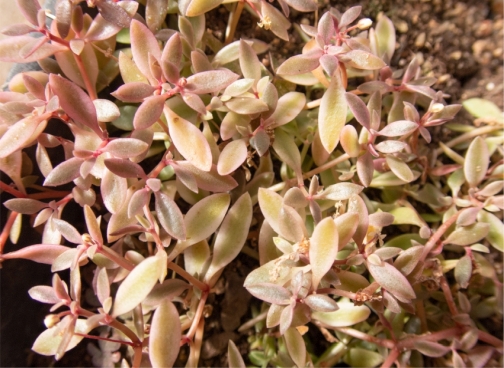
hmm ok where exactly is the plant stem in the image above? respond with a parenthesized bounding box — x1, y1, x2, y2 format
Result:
(225, 1, 245, 44)
(0, 211, 19, 254)
(335, 327, 395, 349)
(433, 125, 502, 157)
(98, 246, 134, 271)
(268, 153, 351, 192)
(478, 329, 504, 348)
(168, 262, 209, 292)
(29, 190, 72, 200)
(183, 291, 208, 343)
(420, 209, 463, 261)
(439, 275, 459, 316)
(73, 54, 98, 101)
(0, 181, 26, 198)
(73, 332, 134, 346)
(381, 348, 399, 368)
(238, 310, 268, 332)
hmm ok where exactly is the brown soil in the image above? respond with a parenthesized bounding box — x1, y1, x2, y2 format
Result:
(1, 0, 502, 367)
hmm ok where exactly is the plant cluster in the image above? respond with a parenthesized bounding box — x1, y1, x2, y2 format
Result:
(0, 0, 502, 367)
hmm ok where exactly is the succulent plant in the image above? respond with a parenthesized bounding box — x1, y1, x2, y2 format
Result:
(0, 0, 502, 367)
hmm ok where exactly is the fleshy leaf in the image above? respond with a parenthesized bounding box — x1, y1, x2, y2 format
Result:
(133, 95, 165, 130)
(413, 341, 451, 358)
(205, 193, 252, 282)
(455, 254, 472, 289)
(112, 256, 164, 317)
(49, 75, 102, 138)
(310, 218, 339, 289)
(228, 340, 246, 368)
(44, 157, 84, 186)
(367, 261, 415, 301)
(284, 327, 306, 368)
(166, 108, 212, 171)
(176, 162, 238, 192)
(318, 70, 347, 154)
(184, 193, 230, 246)
(32, 319, 90, 356)
(2, 244, 69, 264)
(443, 223, 489, 246)
(103, 138, 148, 159)
(149, 300, 181, 368)
(304, 294, 339, 312)
(464, 136, 489, 188)
(154, 192, 186, 240)
(264, 92, 306, 128)
(217, 138, 247, 175)
(130, 19, 161, 80)
(312, 302, 370, 327)
(186, 70, 239, 94)
(101, 167, 127, 214)
(246, 283, 291, 305)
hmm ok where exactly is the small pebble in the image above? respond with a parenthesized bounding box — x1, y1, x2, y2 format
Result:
(415, 32, 426, 48)
(395, 20, 409, 33)
(486, 82, 495, 91)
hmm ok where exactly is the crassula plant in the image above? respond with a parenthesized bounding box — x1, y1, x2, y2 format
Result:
(0, 0, 502, 367)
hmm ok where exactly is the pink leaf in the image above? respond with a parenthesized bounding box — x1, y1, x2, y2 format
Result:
(130, 19, 161, 80)
(104, 158, 146, 179)
(367, 261, 416, 301)
(264, 92, 306, 129)
(52, 218, 82, 244)
(103, 138, 149, 159)
(2, 244, 69, 264)
(96, 0, 132, 28)
(133, 95, 165, 130)
(276, 50, 322, 76)
(378, 120, 418, 137)
(112, 83, 156, 103)
(339, 6, 362, 28)
(128, 188, 150, 218)
(185, 70, 239, 95)
(28, 285, 60, 304)
(4, 198, 48, 214)
(49, 75, 103, 138)
(15, 0, 41, 26)
(345, 93, 370, 129)
(176, 161, 238, 192)
(246, 283, 292, 305)
(154, 192, 186, 240)
(0, 115, 45, 158)
(341, 50, 386, 70)
(44, 157, 84, 186)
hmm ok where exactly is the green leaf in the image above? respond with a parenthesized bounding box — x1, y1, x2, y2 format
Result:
(272, 128, 302, 179)
(310, 218, 339, 289)
(443, 223, 489, 246)
(312, 302, 370, 327)
(185, 0, 223, 16)
(464, 137, 489, 187)
(217, 138, 248, 175)
(265, 92, 306, 129)
(477, 210, 504, 252)
(344, 348, 384, 368)
(112, 256, 164, 317)
(386, 156, 414, 182)
(463, 98, 503, 121)
(149, 300, 181, 367)
(205, 193, 252, 283)
(318, 71, 347, 154)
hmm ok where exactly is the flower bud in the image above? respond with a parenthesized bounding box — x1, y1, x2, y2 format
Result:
(44, 314, 60, 328)
(431, 103, 445, 113)
(357, 18, 373, 30)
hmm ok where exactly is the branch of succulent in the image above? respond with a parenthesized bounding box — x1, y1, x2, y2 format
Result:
(0, 0, 502, 367)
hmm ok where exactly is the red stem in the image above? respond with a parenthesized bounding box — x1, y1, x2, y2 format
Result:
(73, 332, 134, 346)
(0, 181, 26, 198)
(421, 209, 463, 261)
(183, 291, 209, 344)
(74, 54, 98, 101)
(381, 348, 399, 368)
(0, 211, 19, 254)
